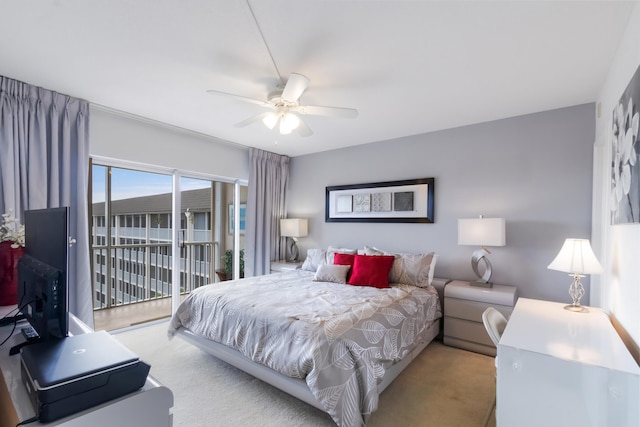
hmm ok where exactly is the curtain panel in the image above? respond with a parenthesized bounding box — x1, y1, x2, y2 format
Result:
(245, 148, 289, 276)
(0, 76, 93, 328)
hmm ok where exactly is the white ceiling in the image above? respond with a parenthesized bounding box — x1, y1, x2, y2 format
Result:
(0, 1, 635, 157)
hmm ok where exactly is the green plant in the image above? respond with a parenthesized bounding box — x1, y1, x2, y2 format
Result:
(223, 249, 244, 276)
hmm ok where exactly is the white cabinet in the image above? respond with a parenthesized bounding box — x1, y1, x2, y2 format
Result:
(443, 280, 517, 356)
(497, 298, 639, 427)
(0, 311, 173, 426)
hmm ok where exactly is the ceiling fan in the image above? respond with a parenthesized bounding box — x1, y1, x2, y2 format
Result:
(207, 73, 358, 137)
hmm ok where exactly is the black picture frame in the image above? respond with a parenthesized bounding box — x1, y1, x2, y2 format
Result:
(325, 178, 435, 223)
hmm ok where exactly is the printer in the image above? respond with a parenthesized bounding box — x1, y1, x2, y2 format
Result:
(20, 330, 150, 423)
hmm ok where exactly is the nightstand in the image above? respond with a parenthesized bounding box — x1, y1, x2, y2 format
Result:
(270, 260, 302, 273)
(443, 280, 517, 356)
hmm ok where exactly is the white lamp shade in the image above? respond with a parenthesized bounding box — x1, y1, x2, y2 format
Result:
(280, 218, 308, 238)
(281, 113, 300, 131)
(262, 112, 279, 129)
(547, 238, 603, 274)
(458, 218, 505, 247)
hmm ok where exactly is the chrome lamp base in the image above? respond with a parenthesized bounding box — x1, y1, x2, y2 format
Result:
(564, 273, 588, 313)
(286, 237, 299, 263)
(564, 304, 588, 313)
(470, 248, 494, 288)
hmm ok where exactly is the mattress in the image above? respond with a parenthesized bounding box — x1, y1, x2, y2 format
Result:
(168, 269, 442, 427)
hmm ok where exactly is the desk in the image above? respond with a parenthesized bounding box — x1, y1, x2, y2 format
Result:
(497, 298, 639, 426)
(0, 307, 173, 426)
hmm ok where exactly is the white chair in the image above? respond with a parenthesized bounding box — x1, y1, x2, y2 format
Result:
(482, 307, 508, 347)
(482, 307, 508, 370)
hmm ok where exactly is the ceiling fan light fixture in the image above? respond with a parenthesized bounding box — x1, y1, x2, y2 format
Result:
(262, 112, 279, 130)
(279, 117, 293, 135)
(208, 72, 356, 138)
(281, 113, 300, 133)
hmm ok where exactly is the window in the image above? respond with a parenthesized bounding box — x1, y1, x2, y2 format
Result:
(90, 160, 247, 329)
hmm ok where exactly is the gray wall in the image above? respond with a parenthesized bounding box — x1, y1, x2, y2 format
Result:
(287, 104, 595, 302)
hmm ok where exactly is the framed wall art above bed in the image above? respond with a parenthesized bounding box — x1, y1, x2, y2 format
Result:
(326, 177, 435, 223)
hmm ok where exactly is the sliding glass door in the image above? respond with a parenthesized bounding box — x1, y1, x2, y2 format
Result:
(90, 160, 246, 331)
(180, 179, 247, 285)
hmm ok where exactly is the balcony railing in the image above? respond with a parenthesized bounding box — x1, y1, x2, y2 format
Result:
(91, 241, 218, 311)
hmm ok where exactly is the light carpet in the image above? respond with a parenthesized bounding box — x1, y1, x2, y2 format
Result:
(114, 321, 496, 427)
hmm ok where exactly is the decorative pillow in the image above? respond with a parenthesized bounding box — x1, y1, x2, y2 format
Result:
(326, 246, 357, 264)
(313, 264, 351, 284)
(364, 245, 437, 287)
(333, 253, 356, 268)
(347, 254, 395, 288)
(300, 248, 327, 272)
(333, 253, 356, 280)
(363, 245, 385, 256)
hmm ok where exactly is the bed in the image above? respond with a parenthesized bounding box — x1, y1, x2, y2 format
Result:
(168, 248, 445, 427)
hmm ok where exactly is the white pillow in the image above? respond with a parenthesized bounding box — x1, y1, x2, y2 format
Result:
(325, 246, 357, 264)
(301, 249, 326, 272)
(364, 245, 437, 287)
(364, 245, 385, 256)
(314, 264, 351, 284)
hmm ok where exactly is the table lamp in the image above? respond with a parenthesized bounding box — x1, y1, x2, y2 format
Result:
(547, 238, 602, 312)
(458, 216, 506, 287)
(280, 218, 308, 262)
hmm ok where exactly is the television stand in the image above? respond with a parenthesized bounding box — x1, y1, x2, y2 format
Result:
(0, 310, 173, 426)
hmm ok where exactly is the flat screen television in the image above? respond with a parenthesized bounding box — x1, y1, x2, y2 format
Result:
(17, 207, 70, 342)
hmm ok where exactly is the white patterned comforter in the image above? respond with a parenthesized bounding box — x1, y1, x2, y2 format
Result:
(168, 269, 441, 427)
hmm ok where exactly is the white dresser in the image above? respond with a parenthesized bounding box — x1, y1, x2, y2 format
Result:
(497, 298, 640, 427)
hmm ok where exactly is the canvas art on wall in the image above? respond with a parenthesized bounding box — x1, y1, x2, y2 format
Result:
(325, 178, 434, 223)
(611, 63, 640, 224)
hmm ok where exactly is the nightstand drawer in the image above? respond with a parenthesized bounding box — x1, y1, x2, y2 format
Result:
(444, 317, 494, 347)
(270, 260, 302, 273)
(445, 298, 513, 323)
(445, 281, 517, 306)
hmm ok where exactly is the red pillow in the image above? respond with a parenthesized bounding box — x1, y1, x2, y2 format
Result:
(333, 253, 355, 280)
(347, 255, 395, 288)
(333, 253, 355, 268)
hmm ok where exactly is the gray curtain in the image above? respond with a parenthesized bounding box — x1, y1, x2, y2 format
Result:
(245, 148, 289, 276)
(0, 76, 93, 329)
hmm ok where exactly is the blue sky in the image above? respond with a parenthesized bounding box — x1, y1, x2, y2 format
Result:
(92, 165, 210, 202)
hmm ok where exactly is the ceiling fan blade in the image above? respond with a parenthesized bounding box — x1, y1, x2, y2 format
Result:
(294, 105, 358, 119)
(234, 112, 271, 128)
(296, 117, 313, 137)
(281, 73, 310, 103)
(207, 90, 272, 108)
